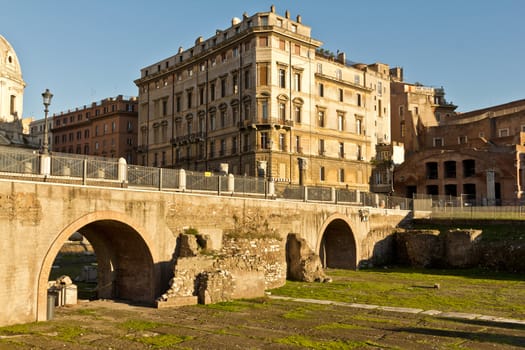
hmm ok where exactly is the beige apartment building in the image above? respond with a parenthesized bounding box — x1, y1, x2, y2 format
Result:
(134, 6, 391, 189)
(51, 95, 138, 163)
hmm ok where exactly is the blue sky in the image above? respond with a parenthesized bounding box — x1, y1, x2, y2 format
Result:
(2, 0, 524, 120)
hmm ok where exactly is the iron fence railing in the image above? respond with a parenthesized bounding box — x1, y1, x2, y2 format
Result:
(0, 148, 40, 175)
(127, 165, 159, 188)
(0, 148, 417, 210)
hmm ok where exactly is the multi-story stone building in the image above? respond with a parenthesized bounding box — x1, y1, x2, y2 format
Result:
(29, 118, 53, 151)
(134, 6, 391, 189)
(394, 99, 525, 205)
(390, 67, 457, 155)
(51, 95, 138, 163)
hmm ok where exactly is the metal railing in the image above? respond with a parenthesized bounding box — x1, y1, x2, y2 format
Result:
(0, 147, 413, 210)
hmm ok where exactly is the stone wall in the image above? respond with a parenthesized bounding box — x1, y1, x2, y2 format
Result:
(157, 233, 286, 307)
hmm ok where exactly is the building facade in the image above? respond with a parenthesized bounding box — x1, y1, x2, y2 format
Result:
(394, 99, 525, 205)
(134, 6, 391, 189)
(390, 67, 457, 155)
(51, 95, 138, 163)
(29, 118, 53, 151)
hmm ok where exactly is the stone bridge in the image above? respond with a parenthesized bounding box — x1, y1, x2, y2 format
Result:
(0, 178, 408, 326)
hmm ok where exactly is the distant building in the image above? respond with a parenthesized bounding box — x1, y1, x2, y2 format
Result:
(389, 67, 457, 156)
(134, 6, 391, 190)
(394, 99, 525, 205)
(29, 118, 53, 152)
(0, 34, 36, 148)
(50, 95, 138, 163)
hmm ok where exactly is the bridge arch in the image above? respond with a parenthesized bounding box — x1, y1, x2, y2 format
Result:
(37, 211, 156, 321)
(316, 214, 359, 270)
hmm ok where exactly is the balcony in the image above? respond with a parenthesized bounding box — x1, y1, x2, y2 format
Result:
(171, 132, 206, 146)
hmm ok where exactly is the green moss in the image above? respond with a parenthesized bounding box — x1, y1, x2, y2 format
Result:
(275, 335, 374, 349)
(271, 268, 525, 318)
(54, 325, 84, 342)
(120, 319, 163, 331)
(315, 322, 367, 331)
(134, 334, 193, 348)
(0, 323, 34, 335)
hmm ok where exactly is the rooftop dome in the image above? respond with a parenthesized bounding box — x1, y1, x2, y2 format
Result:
(0, 34, 23, 82)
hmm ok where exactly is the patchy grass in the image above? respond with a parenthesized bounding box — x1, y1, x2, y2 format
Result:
(120, 319, 163, 331)
(271, 268, 525, 319)
(201, 300, 249, 312)
(315, 322, 368, 331)
(275, 335, 378, 349)
(54, 325, 84, 342)
(133, 334, 193, 348)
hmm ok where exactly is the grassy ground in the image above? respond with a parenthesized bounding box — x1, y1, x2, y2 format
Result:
(1, 268, 523, 349)
(272, 268, 525, 319)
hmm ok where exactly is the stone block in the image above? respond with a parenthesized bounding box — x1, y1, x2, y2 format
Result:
(156, 296, 198, 308)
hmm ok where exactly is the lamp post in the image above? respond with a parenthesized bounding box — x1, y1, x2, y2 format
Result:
(41, 89, 53, 154)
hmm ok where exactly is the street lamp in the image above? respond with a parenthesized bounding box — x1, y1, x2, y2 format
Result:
(41, 89, 53, 154)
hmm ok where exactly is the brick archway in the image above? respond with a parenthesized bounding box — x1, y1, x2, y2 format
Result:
(36, 211, 156, 321)
(316, 215, 358, 270)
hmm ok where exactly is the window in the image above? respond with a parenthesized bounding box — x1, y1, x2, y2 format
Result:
(458, 136, 468, 144)
(279, 133, 285, 151)
(399, 106, 404, 119)
(339, 142, 344, 158)
(220, 139, 226, 156)
(233, 74, 239, 94)
(357, 93, 362, 107)
(377, 81, 382, 96)
(279, 102, 286, 121)
(112, 121, 116, 132)
(294, 105, 301, 123)
(221, 78, 226, 97)
(294, 44, 300, 55)
(338, 168, 345, 183)
(261, 132, 269, 149)
(318, 111, 325, 127)
(338, 114, 344, 131)
(258, 64, 268, 86)
(279, 69, 286, 88)
(220, 110, 226, 128)
(444, 161, 456, 178)
(339, 88, 343, 102)
(426, 162, 438, 179)
(210, 140, 215, 158)
(259, 36, 269, 47)
(210, 112, 216, 130)
(260, 15, 268, 26)
(319, 83, 324, 97)
(319, 139, 325, 155)
(199, 87, 205, 105)
(279, 39, 286, 51)
(277, 18, 283, 27)
(463, 159, 476, 177)
(232, 136, 237, 154)
(433, 137, 444, 147)
(354, 74, 360, 85)
(499, 128, 509, 137)
(400, 121, 405, 137)
(291, 24, 297, 33)
(317, 63, 322, 74)
(336, 69, 342, 80)
(244, 69, 250, 89)
(210, 83, 215, 101)
(176, 95, 181, 112)
(295, 135, 301, 153)
(320, 166, 325, 181)
(187, 91, 192, 108)
(294, 73, 301, 91)
(232, 47, 238, 57)
(356, 118, 362, 135)
(262, 100, 268, 121)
